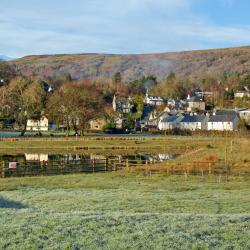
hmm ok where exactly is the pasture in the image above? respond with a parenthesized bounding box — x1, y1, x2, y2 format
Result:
(0, 173, 250, 249)
(0, 136, 249, 249)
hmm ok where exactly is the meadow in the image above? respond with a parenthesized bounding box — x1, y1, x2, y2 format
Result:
(0, 173, 250, 249)
(0, 136, 249, 173)
(0, 136, 249, 249)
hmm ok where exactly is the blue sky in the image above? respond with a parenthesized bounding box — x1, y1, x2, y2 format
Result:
(1, 0, 250, 57)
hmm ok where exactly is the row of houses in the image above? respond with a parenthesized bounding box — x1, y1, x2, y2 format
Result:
(158, 112, 239, 131)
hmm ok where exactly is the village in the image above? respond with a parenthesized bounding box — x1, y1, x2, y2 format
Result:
(24, 86, 250, 134)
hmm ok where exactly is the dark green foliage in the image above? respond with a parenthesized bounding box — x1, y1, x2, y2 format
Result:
(113, 72, 122, 84)
(128, 75, 157, 95)
(123, 115, 135, 131)
(224, 89, 234, 100)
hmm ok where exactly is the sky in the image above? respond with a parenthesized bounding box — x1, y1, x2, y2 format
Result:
(1, 0, 250, 58)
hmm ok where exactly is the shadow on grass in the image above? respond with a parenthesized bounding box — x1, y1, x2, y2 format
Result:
(0, 197, 27, 209)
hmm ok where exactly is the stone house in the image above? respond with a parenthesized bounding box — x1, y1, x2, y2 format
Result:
(187, 95, 206, 112)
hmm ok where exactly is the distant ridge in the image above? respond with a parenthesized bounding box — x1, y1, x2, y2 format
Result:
(11, 46, 250, 82)
(0, 55, 14, 61)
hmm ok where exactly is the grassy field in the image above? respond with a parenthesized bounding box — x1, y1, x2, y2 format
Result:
(0, 136, 249, 173)
(0, 173, 250, 249)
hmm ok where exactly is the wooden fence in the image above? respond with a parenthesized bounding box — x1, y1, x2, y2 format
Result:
(0, 158, 158, 178)
(0, 158, 247, 178)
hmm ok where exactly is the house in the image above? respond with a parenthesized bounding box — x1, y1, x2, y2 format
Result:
(187, 95, 206, 111)
(158, 115, 183, 130)
(89, 118, 106, 131)
(142, 111, 169, 128)
(179, 115, 208, 131)
(195, 91, 213, 97)
(114, 117, 123, 129)
(144, 90, 165, 106)
(234, 87, 250, 98)
(207, 113, 239, 131)
(112, 95, 133, 113)
(26, 116, 49, 131)
(238, 109, 250, 125)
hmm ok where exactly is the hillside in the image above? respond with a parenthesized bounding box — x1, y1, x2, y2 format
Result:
(11, 46, 250, 82)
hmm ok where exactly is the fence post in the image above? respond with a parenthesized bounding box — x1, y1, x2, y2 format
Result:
(184, 172, 188, 180)
(92, 159, 95, 173)
(208, 162, 211, 176)
(126, 159, 129, 168)
(1, 161, 4, 178)
(105, 158, 108, 172)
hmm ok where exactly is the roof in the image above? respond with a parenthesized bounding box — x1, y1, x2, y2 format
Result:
(187, 96, 204, 102)
(208, 114, 238, 123)
(141, 106, 153, 121)
(216, 110, 237, 116)
(147, 96, 164, 101)
(180, 115, 206, 123)
(161, 115, 181, 123)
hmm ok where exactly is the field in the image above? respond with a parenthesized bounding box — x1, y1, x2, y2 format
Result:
(0, 173, 250, 249)
(0, 136, 249, 249)
(0, 136, 249, 172)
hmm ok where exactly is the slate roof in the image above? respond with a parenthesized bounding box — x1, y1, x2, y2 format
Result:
(187, 96, 204, 102)
(161, 115, 180, 123)
(208, 114, 238, 122)
(216, 110, 237, 116)
(180, 115, 206, 123)
(140, 106, 153, 123)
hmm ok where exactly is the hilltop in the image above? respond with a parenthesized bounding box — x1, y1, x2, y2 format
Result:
(11, 46, 250, 82)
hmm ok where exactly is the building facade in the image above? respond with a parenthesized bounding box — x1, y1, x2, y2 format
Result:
(26, 116, 49, 131)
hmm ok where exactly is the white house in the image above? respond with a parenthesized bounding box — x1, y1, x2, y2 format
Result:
(207, 114, 239, 131)
(26, 116, 49, 131)
(179, 115, 208, 131)
(158, 115, 183, 130)
(144, 91, 165, 106)
(234, 87, 250, 98)
(238, 109, 250, 125)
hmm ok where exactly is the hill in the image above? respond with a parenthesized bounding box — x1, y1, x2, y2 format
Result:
(11, 46, 250, 82)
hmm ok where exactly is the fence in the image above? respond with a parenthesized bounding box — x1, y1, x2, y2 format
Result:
(1, 157, 247, 178)
(0, 158, 161, 178)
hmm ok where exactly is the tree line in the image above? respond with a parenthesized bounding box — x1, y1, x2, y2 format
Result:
(0, 61, 249, 135)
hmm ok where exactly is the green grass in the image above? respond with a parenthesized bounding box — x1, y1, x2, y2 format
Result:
(1, 136, 249, 173)
(0, 173, 250, 249)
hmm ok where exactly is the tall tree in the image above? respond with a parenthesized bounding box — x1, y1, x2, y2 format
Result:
(46, 81, 104, 135)
(1, 77, 47, 135)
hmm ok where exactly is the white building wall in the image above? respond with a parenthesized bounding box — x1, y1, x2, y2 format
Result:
(207, 122, 233, 131)
(27, 117, 49, 131)
(158, 122, 176, 130)
(180, 122, 202, 131)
